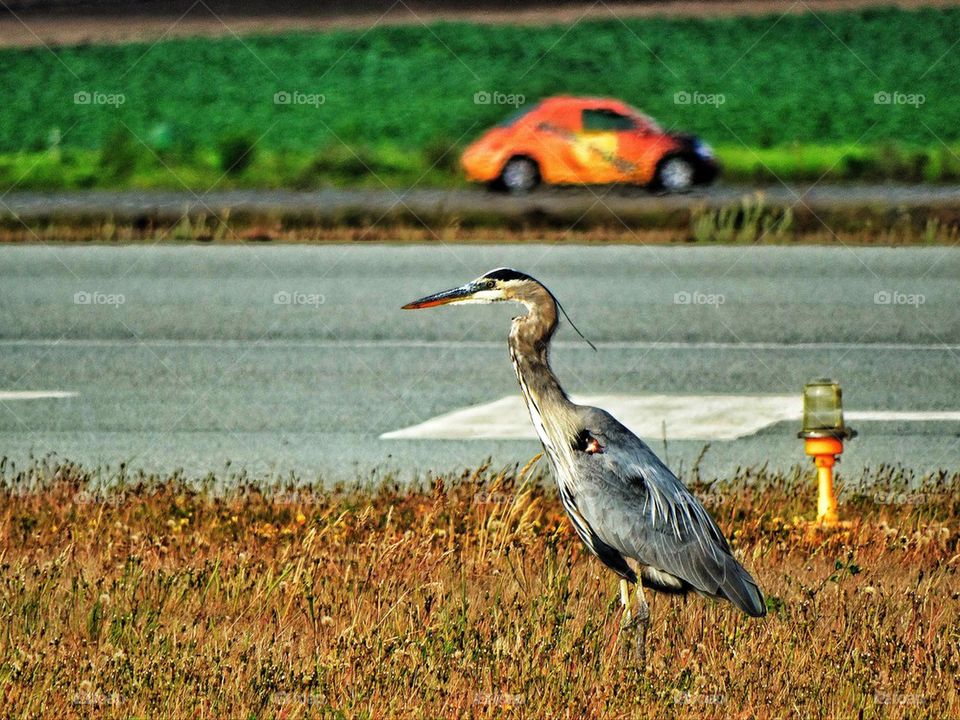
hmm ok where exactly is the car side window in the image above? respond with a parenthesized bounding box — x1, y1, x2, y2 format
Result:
(581, 109, 636, 131)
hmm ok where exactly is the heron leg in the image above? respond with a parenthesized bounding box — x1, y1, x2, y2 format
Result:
(619, 578, 650, 664)
(619, 579, 632, 626)
(634, 581, 650, 663)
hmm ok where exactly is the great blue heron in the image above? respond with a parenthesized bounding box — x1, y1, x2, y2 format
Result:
(403, 268, 765, 654)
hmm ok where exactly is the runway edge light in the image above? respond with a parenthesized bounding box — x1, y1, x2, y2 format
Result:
(798, 379, 857, 526)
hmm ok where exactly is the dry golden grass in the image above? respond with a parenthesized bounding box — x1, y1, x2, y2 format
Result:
(2, 459, 958, 719)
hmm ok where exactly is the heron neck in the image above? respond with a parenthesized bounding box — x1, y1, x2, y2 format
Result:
(509, 293, 579, 441)
(510, 337, 568, 407)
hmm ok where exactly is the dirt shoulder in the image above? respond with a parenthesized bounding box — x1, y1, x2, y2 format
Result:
(4, 185, 959, 244)
(2, 0, 957, 48)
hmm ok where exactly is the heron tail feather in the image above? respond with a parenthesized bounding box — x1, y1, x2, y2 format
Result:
(718, 558, 766, 617)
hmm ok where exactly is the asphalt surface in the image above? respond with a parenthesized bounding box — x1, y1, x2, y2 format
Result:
(1, 2, 947, 48)
(5, 184, 960, 226)
(1, 244, 958, 484)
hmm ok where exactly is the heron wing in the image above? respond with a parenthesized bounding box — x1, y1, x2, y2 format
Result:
(570, 406, 766, 617)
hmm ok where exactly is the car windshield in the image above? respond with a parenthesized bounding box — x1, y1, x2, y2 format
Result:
(627, 105, 662, 133)
(497, 104, 537, 127)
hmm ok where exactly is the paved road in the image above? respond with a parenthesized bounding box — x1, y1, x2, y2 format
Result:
(5, 185, 960, 227)
(1, 244, 958, 483)
(1, 2, 944, 48)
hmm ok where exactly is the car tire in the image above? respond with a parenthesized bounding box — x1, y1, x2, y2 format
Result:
(500, 157, 540, 193)
(654, 156, 695, 193)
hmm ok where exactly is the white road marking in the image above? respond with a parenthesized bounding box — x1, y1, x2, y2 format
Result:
(382, 394, 802, 441)
(0, 391, 77, 400)
(381, 394, 960, 442)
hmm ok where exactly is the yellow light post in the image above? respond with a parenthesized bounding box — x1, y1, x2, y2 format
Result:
(799, 379, 856, 526)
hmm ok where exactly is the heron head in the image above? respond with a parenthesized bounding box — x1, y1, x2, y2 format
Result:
(401, 268, 539, 309)
(403, 267, 596, 349)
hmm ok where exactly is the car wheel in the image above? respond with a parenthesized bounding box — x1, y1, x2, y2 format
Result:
(500, 157, 540, 193)
(655, 156, 695, 193)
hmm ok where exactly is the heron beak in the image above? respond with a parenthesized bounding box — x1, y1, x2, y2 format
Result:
(402, 282, 479, 309)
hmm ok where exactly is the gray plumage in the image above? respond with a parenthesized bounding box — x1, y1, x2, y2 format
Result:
(566, 405, 765, 615)
(403, 267, 766, 618)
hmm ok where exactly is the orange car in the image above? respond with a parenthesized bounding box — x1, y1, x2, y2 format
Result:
(461, 95, 718, 193)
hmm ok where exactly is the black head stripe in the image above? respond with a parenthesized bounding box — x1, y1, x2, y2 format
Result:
(481, 267, 532, 283)
(478, 267, 597, 351)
